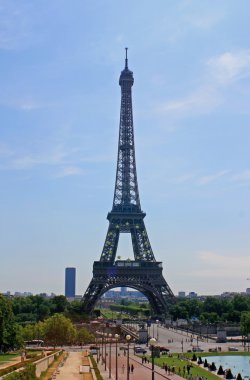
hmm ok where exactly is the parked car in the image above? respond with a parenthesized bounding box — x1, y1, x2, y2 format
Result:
(192, 347, 204, 352)
(134, 347, 147, 354)
(228, 347, 238, 351)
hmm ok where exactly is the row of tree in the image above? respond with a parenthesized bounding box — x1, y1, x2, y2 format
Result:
(11, 295, 83, 323)
(22, 313, 94, 347)
(169, 295, 250, 322)
(0, 295, 94, 352)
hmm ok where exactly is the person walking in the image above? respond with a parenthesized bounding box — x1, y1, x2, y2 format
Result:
(131, 364, 134, 373)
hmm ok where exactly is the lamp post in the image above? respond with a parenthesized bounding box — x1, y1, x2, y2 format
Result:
(149, 337, 157, 380)
(101, 332, 104, 362)
(104, 333, 107, 371)
(156, 320, 159, 341)
(126, 334, 131, 380)
(95, 332, 99, 363)
(115, 333, 119, 380)
(109, 333, 112, 379)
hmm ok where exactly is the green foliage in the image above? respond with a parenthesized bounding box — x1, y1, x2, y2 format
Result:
(77, 327, 94, 344)
(168, 294, 250, 322)
(43, 314, 76, 346)
(4, 364, 36, 380)
(89, 356, 103, 380)
(0, 354, 43, 377)
(240, 311, 250, 336)
(109, 303, 150, 316)
(0, 295, 24, 352)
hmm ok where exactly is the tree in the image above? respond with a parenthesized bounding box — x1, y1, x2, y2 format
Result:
(0, 295, 23, 352)
(43, 314, 76, 347)
(50, 296, 69, 313)
(240, 311, 250, 337)
(77, 327, 94, 345)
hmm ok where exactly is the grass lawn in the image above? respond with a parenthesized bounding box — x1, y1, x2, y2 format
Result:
(0, 354, 19, 363)
(145, 354, 221, 380)
(144, 351, 250, 380)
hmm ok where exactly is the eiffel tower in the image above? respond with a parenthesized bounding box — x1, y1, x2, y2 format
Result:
(82, 49, 174, 316)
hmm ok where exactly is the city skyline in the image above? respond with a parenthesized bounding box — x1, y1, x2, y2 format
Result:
(0, 1, 250, 296)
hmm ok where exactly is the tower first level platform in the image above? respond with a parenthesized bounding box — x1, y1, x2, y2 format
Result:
(83, 260, 174, 316)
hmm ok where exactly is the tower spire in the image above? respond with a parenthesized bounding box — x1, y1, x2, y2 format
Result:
(125, 47, 128, 69)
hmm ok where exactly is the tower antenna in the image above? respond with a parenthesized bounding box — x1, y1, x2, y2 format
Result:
(125, 47, 128, 69)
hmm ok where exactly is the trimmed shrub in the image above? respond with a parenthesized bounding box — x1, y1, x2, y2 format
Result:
(4, 364, 36, 380)
(217, 365, 225, 375)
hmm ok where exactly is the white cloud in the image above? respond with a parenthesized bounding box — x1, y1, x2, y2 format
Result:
(188, 251, 250, 279)
(171, 173, 195, 184)
(197, 170, 229, 185)
(159, 86, 221, 114)
(207, 50, 250, 84)
(56, 166, 83, 178)
(231, 170, 250, 182)
(159, 50, 250, 116)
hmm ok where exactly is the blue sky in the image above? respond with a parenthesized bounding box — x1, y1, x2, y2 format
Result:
(0, 0, 250, 296)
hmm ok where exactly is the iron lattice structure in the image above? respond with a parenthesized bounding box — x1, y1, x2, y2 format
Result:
(82, 50, 175, 316)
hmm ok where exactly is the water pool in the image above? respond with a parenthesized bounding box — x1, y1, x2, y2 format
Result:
(203, 355, 250, 377)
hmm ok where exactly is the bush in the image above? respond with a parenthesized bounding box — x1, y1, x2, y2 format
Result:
(0, 354, 43, 377)
(203, 358, 208, 367)
(217, 365, 225, 375)
(89, 356, 103, 380)
(191, 353, 197, 361)
(210, 362, 216, 371)
(4, 364, 36, 380)
(225, 368, 234, 379)
(197, 356, 203, 364)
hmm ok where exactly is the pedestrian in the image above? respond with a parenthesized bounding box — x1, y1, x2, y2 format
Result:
(131, 364, 134, 373)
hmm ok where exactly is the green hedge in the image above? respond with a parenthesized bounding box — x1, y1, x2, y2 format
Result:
(89, 356, 103, 380)
(4, 364, 36, 380)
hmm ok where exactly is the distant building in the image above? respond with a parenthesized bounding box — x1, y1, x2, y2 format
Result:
(65, 267, 76, 298)
(246, 288, 250, 295)
(188, 291, 197, 298)
(121, 287, 127, 296)
(178, 291, 186, 298)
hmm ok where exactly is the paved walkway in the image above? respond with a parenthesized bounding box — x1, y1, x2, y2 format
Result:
(56, 351, 91, 380)
(97, 351, 184, 380)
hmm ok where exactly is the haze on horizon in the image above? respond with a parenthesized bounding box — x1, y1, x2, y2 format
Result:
(0, 1, 250, 297)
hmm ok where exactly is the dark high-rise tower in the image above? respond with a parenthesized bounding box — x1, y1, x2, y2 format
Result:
(65, 267, 76, 298)
(82, 50, 174, 315)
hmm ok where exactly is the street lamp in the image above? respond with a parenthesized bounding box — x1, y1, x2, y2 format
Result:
(104, 333, 107, 371)
(156, 320, 159, 341)
(149, 337, 157, 380)
(109, 333, 112, 379)
(115, 334, 119, 380)
(126, 334, 131, 380)
(95, 331, 99, 363)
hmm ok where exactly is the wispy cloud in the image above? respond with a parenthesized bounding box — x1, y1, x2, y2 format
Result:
(231, 170, 250, 182)
(55, 166, 83, 178)
(159, 86, 221, 115)
(159, 50, 250, 116)
(188, 251, 250, 279)
(197, 170, 229, 185)
(208, 50, 250, 84)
